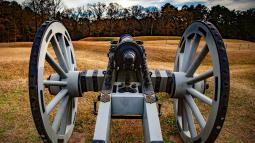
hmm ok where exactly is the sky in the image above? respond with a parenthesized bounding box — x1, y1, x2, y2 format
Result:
(15, 0, 255, 10)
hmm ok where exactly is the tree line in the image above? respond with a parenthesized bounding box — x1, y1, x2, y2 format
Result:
(0, 0, 254, 42)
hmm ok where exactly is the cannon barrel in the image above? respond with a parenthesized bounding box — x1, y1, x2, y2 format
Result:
(119, 34, 134, 43)
(114, 34, 144, 70)
(123, 50, 136, 68)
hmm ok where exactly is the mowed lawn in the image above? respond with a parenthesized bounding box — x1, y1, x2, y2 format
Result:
(0, 36, 255, 143)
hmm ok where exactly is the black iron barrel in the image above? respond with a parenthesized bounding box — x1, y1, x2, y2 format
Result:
(119, 34, 134, 43)
(123, 50, 136, 67)
(114, 34, 144, 69)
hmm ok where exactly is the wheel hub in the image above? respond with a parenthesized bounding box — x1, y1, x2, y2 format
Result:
(47, 71, 82, 97)
(172, 72, 189, 98)
(66, 71, 82, 97)
(172, 72, 206, 99)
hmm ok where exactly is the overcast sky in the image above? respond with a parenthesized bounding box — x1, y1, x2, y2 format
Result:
(15, 0, 255, 10)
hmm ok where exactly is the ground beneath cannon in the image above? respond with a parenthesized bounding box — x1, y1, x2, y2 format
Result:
(0, 37, 254, 142)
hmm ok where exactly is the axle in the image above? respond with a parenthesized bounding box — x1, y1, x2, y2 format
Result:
(47, 34, 207, 98)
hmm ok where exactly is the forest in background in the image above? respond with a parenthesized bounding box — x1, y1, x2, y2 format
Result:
(0, 0, 254, 42)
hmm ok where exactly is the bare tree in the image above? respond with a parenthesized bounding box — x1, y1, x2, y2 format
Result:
(23, 0, 36, 30)
(145, 6, 159, 35)
(52, 0, 63, 19)
(77, 6, 93, 36)
(131, 5, 144, 19)
(121, 8, 131, 20)
(23, 0, 63, 21)
(107, 3, 122, 36)
(63, 8, 79, 21)
(88, 2, 106, 20)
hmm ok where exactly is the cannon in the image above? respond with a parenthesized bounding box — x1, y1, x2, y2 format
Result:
(28, 20, 230, 143)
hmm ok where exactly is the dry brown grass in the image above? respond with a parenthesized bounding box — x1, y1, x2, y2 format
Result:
(0, 37, 254, 143)
(80, 36, 181, 42)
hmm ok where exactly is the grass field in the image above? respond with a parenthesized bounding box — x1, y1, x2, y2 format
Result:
(0, 36, 255, 143)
